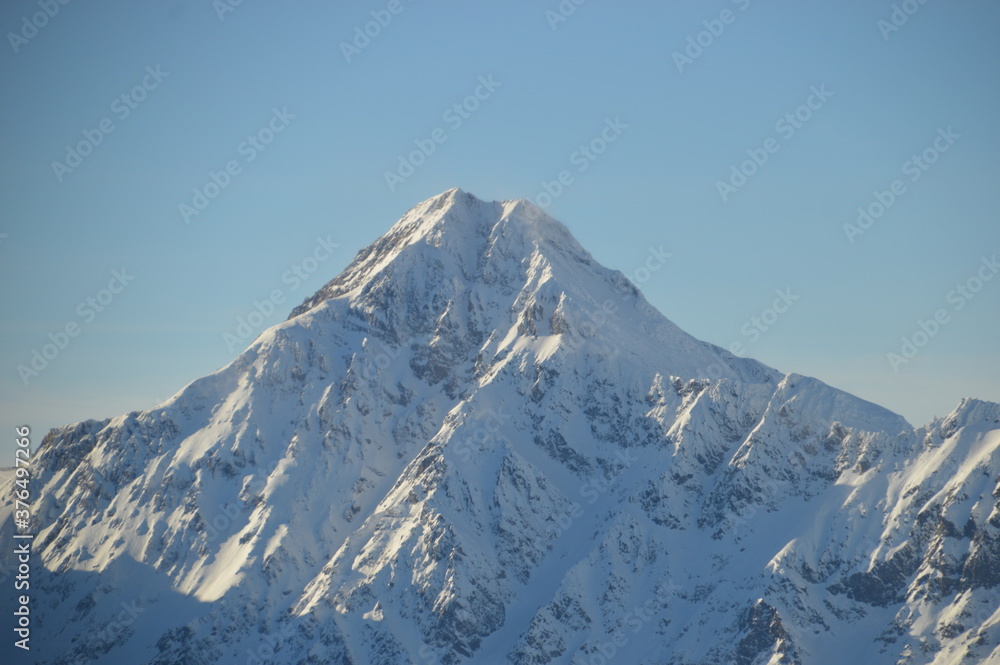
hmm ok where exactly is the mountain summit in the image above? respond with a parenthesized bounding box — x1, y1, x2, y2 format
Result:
(2, 190, 998, 665)
(292, 188, 880, 405)
(290, 188, 592, 317)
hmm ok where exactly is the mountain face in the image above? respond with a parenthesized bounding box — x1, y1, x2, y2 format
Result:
(2, 188, 999, 665)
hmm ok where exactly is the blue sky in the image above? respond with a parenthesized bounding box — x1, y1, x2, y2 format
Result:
(2, 0, 998, 459)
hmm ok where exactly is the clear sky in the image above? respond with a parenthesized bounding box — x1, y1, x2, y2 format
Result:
(2, 0, 998, 460)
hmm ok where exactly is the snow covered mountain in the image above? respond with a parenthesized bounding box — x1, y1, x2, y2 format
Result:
(2, 188, 998, 665)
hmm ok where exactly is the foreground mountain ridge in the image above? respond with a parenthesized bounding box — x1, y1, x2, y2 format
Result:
(2, 188, 998, 665)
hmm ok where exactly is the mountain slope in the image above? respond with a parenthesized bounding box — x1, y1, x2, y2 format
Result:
(2, 188, 996, 665)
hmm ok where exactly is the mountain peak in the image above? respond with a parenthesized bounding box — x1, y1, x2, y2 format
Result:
(283, 189, 853, 391)
(390, 188, 578, 251)
(289, 189, 590, 319)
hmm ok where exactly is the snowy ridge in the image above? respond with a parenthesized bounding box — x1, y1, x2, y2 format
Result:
(1, 189, 997, 665)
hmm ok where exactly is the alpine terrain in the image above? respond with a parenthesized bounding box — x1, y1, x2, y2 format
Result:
(2, 188, 999, 665)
